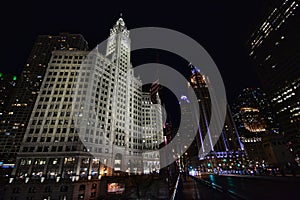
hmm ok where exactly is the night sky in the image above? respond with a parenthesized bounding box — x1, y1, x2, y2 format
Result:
(0, 1, 271, 104)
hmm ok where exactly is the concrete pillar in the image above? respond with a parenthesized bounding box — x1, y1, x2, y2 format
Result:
(11, 158, 20, 177)
(28, 158, 34, 177)
(58, 157, 64, 177)
(76, 157, 82, 176)
(88, 157, 93, 177)
(43, 157, 49, 176)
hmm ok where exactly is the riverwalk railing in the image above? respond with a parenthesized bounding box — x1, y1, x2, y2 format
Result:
(170, 173, 181, 200)
(191, 175, 247, 200)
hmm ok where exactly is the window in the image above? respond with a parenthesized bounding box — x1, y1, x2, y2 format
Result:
(79, 184, 86, 191)
(28, 187, 36, 193)
(91, 192, 96, 197)
(44, 186, 51, 193)
(60, 186, 68, 192)
(13, 187, 20, 193)
(51, 146, 57, 152)
(58, 196, 67, 200)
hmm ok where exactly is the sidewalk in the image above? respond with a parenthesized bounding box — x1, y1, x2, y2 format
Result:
(176, 176, 200, 199)
(216, 173, 300, 180)
(176, 176, 235, 200)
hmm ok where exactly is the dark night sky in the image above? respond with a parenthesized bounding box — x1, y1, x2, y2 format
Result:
(0, 1, 271, 104)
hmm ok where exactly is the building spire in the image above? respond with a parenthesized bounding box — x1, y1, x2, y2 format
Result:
(110, 15, 128, 36)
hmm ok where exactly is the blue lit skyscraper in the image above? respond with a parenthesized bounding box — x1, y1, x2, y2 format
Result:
(187, 64, 244, 170)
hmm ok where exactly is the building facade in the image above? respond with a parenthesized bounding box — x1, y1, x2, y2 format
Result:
(0, 73, 17, 121)
(0, 33, 88, 165)
(10, 18, 163, 187)
(1, 179, 100, 200)
(187, 64, 245, 172)
(247, 0, 300, 157)
(0, 73, 17, 176)
(232, 87, 292, 166)
(141, 92, 163, 174)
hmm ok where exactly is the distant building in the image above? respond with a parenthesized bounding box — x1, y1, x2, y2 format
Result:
(262, 134, 293, 167)
(141, 92, 163, 174)
(0, 73, 17, 176)
(247, 0, 300, 158)
(233, 87, 278, 138)
(0, 33, 88, 165)
(0, 73, 17, 121)
(233, 87, 292, 166)
(187, 64, 245, 171)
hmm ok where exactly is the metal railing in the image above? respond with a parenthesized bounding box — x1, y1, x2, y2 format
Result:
(170, 173, 181, 200)
(191, 175, 247, 200)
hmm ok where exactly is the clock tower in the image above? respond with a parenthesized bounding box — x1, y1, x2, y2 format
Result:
(106, 17, 131, 68)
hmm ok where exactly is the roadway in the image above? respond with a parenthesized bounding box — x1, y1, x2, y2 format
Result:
(176, 175, 240, 199)
(185, 173, 300, 199)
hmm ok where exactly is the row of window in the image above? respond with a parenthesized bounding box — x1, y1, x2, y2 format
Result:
(21, 145, 80, 153)
(30, 119, 73, 126)
(25, 135, 78, 142)
(12, 183, 97, 194)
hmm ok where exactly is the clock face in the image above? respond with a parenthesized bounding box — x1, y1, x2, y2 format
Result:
(121, 37, 129, 48)
(108, 36, 115, 44)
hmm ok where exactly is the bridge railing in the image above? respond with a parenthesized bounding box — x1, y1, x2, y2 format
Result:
(190, 175, 246, 200)
(170, 173, 181, 200)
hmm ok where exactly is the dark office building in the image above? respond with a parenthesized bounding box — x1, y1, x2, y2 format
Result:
(0, 73, 17, 120)
(0, 33, 88, 164)
(233, 88, 278, 137)
(248, 0, 300, 157)
(0, 73, 17, 175)
(232, 88, 292, 166)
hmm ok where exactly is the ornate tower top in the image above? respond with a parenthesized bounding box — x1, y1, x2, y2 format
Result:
(110, 17, 129, 36)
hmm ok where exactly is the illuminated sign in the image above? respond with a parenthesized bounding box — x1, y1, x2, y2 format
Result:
(1, 163, 15, 168)
(107, 183, 125, 194)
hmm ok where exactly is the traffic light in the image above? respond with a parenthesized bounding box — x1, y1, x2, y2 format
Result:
(237, 163, 241, 167)
(207, 163, 211, 167)
(223, 159, 226, 162)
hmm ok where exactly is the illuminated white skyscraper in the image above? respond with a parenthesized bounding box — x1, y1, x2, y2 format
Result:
(0, 33, 88, 166)
(12, 18, 163, 183)
(141, 92, 163, 174)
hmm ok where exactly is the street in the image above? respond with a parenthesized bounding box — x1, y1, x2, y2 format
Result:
(188, 173, 300, 199)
